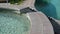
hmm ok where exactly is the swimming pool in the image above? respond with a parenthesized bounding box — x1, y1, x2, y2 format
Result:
(0, 8, 30, 34)
(35, 0, 60, 20)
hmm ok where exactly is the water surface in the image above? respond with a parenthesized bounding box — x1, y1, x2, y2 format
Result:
(0, 10, 30, 34)
(35, 0, 60, 20)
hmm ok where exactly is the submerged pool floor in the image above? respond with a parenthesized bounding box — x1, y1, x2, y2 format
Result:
(0, 12, 30, 34)
(35, 0, 60, 20)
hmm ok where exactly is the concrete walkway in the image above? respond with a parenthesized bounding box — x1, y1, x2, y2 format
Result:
(0, 0, 35, 10)
(27, 12, 54, 34)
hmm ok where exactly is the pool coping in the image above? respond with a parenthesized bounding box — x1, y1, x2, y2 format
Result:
(0, 0, 35, 10)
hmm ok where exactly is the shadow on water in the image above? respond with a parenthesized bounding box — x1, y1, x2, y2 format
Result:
(34, 0, 58, 19)
(48, 17, 60, 34)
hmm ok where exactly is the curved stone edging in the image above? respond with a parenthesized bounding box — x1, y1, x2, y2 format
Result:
(28, 12, 54, 34)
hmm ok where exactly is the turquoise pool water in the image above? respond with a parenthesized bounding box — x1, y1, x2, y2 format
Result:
(0, 9, 30, 34)
(35, 0, 60, 20)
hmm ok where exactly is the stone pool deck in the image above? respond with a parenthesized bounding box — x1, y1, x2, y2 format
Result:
(0, 0, 35, 10)
(27, 12, 54, 34)
(0, 0, 36, 14)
